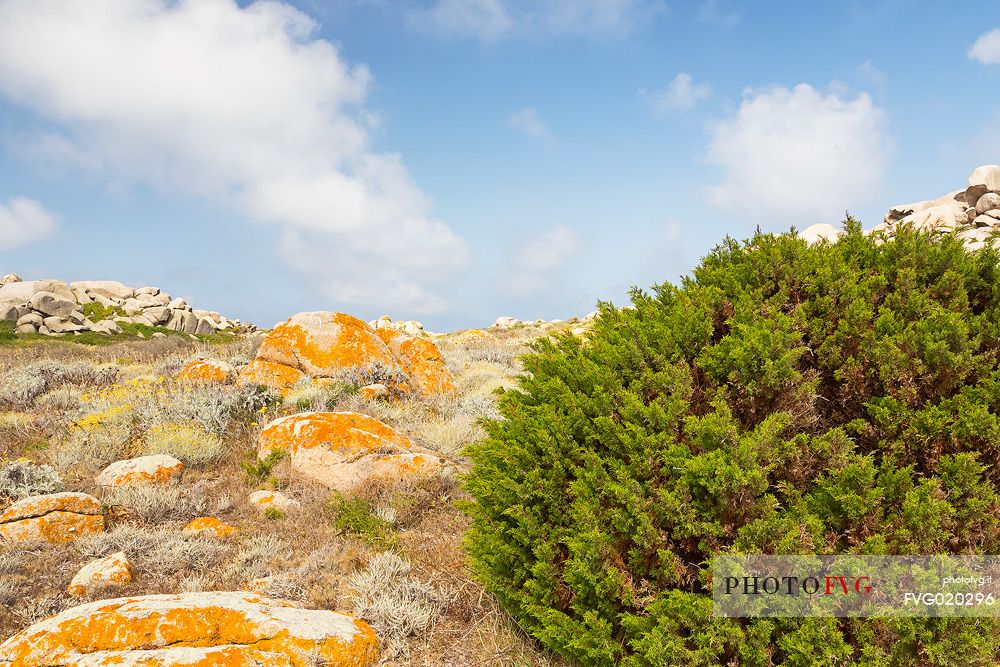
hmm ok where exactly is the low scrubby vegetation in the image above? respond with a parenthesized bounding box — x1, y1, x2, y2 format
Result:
(468, 221, 1000, 666)
(0, 317, 562, 665)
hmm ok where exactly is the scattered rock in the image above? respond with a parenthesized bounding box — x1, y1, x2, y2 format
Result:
(0, 591, 379, 667)
(67, 552, 133, 596)
(492, 316, 521, 329)
(248, 490, 300, 513)
(370, 314, 427, 337)
(95, 455, 184, 487)
(257, 412, 446, 492)
(0, 492, 104, 543)
(359, 383, 388, 400)
(182, 516, 236, 538)
(177, 358, 234, 383)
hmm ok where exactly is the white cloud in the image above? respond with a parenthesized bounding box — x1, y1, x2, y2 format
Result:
(0, 197, 57, 251)
(409, 0, 666, 40)
(706, 83, 889, 226)
(646, 72, 711, 112)
(506, 225, 580, 296)
(0, 0, 467, 313)
(969, 28, 1000, 65)
(508, 108, 551, 140)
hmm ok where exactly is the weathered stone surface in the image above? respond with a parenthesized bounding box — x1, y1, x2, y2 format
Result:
(237, 359, 304, 395)
(359, 383, 388, 400)
(182, 516, 236, 538)
(248, 490, 300, 512)
(67, 552, 133, 596)
(975, 192, 1000, 214)
(0, 492, 104, 543)
(42, 316, 84, 334)
(0, 303, 17, 322)
(257, 412, 445, 492)
(257, 312, 399, 379)
(28, 291, 77, 317)
(142, 305, 171, 324)
(898, 204, 963, 231)
(376, 329, 456, 395)
(0, 280, 73, 304)
(15, 312, 43, 327)
(0, 273, 20, 287)
(95, 455, 184, 487)
(177, 358, 234, 383)
(968, 164, 1000, 192)
(0, 591, 379, 667)
(71, 280, 134, 301)
(798, 223, 843, 244)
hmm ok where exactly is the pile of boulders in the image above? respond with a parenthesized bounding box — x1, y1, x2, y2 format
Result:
(0, 277, 246, 336)
(873, 164, 1000, 249)
(800, 165, 1000, 249)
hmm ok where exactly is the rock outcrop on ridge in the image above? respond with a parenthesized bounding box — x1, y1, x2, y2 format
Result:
(0, 277, 247, 336)
(799, 165, 1000, 249)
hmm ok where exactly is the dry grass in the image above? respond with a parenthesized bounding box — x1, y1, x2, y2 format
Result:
(0, 326, 569, 666)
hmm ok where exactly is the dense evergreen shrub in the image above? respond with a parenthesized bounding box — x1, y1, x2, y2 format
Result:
(466, 221, 1000, 666)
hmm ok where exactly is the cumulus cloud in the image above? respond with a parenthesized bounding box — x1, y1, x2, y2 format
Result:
(706, 83, 889, 226)
(0, 0, 467, 313)
(0, 196, 57, 251)
(505, 225, 580, 296)
(409, 0, 665, 40)
(969, 28, 1000, 65)
(508, 108, 551, 140)
(646, 73, 711, 112)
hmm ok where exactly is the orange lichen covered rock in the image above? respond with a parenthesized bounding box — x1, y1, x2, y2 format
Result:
(257, 312, 399, 378)
(67, 551, 133, 596)
(182, 516, 236, 538)
(177, 358, 234, 383)
(257, 412, 445, 492)
(248, 490, 300, 513)
(0, 591, 379, 667)
(0, 492, 104, 544)
(237, 359, 304, 395)
(95, 454, 184, 487)
(387, 335, 457, 396)
(359, 383, 388, 400)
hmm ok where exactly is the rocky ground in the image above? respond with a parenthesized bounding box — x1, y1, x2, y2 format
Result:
(0, 313, 587, 666)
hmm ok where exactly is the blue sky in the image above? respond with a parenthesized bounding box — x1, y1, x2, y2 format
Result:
(0, 0, 998, 330)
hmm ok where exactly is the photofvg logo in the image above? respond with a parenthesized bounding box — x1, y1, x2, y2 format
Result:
(712, 555, 999, 618)
(722, 574, 872, 596)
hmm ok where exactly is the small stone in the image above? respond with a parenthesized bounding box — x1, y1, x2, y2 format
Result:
(95, 455, 184, 487)
(359, 383, 388, 400)
(182, 516, 236, 538)
(67, 552, 133, 596)
(248, 490, 300, 513)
